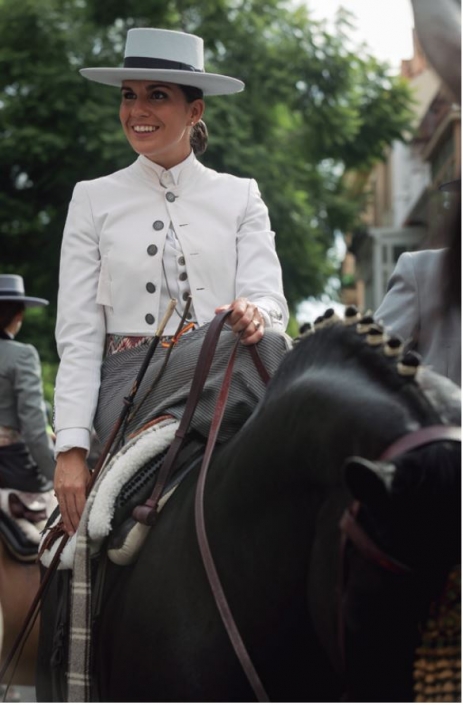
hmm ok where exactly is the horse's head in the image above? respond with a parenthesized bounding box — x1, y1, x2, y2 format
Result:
(285, 313, 461, 702)
(340, 352, 460, 576)
(344, 438, 460, 575)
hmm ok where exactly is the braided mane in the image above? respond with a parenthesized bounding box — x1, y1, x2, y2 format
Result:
(270, 311, 441, 426)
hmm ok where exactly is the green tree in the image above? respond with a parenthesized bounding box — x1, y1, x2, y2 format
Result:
(1, 0, 414, 381)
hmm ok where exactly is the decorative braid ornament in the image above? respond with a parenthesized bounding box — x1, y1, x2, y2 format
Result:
(413, 565, 461, 702)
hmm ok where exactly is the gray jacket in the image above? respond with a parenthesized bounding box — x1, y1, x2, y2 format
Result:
(375, 249, 461, 386)
(0, 338, 55, 479)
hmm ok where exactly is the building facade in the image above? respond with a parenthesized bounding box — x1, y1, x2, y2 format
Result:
(340, 31, 461, 312)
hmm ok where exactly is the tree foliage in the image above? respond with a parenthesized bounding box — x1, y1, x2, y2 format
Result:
(0, 0, 414, 367)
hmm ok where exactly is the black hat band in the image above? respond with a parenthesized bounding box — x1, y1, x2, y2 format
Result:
(0, 290, 24, 297)
(123, 56, 204, 72)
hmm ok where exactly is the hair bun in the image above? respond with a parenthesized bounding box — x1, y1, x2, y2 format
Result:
(191, 119, 208, 156)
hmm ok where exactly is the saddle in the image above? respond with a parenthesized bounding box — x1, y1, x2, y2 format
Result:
(39, 419, 208, 569)
(106, 429, 207, 564)
(0, 509, 39, 562)
(0, 488, 56, 562)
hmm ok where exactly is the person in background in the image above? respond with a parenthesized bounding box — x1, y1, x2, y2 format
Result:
(377, 0, 460, 386)
(53, 27, 289, 536)
(0, 274, 55, 492)
(375, 191, 461, 386)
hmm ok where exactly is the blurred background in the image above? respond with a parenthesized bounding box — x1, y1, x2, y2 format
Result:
(1, 0, 459, 404)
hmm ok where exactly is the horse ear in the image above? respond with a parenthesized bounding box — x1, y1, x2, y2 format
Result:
(343, 456, 396, 508)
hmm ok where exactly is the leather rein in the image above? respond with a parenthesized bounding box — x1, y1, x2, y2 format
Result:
(133, 309, 271, 701)
(338, 424, 461, 683)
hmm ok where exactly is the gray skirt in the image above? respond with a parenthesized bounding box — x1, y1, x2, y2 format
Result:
(94, 324, 291, 449)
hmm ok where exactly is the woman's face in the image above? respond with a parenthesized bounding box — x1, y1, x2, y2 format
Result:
(119, 80, 204, 168)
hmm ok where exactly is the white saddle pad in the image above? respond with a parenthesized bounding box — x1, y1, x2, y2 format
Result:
(39, 419, 179, 569)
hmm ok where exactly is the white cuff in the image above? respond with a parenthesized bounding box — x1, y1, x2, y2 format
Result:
(258, 306, 285, 331)
(55, 428, 91, 458)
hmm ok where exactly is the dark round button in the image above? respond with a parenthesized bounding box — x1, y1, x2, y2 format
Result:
(146, 282, 156, 294)
(179, 272, 188, 281)
(147, 244, 158, 256)
(182, 291, 190, 301)
(145, 314, 155, 325)
(178, 256, 186, 266)
(185, 312, 192, 320)
(152, 220, 164, 231)
(166, 192, 176, 203)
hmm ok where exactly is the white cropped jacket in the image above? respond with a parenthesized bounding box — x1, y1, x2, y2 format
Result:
(54, 154, 289, 449)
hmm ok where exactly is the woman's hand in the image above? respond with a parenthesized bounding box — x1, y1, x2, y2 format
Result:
(54, 448, 91, 536)
(215, 298, 265, 345)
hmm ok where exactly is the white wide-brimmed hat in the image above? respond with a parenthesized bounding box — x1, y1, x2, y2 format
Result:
(80, 28, 244, 96)
(0, 275, 49, 307)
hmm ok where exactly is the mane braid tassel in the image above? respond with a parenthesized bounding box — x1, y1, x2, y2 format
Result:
(413, 566, 461, 702)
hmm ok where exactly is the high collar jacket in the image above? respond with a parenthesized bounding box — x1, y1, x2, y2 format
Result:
(55, 155, 289, 440)
(0, 339, 55, 480)
(375, 249, 461, 386)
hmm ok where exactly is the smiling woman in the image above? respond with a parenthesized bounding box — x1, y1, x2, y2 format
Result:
(51, 27, 289, 546)
(119, 81, 205, 167)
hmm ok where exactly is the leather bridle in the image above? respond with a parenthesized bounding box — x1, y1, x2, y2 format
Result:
(340, 424, 461, 576)
(338, 424, 461, 685)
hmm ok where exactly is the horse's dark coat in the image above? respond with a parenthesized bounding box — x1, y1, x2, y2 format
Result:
(36, 324, 461, 702)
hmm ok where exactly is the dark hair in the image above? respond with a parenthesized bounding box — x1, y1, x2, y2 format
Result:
(0, 301, 25, 331)
(179, 84, 208, 156)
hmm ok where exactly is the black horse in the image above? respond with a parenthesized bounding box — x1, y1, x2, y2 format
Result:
(37, 320, 461, 702)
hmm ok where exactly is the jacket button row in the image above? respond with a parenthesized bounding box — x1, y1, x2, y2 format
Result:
(146, 282, 156, 294)
(166, 192, 176, 203)
(147, 244, 158, 256)
(145, 314, 155, 325)
(182, 291, 190, 301)
(152, 220, 164, 231)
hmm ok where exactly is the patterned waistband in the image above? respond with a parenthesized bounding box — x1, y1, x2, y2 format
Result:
(105, 323, 197, 357)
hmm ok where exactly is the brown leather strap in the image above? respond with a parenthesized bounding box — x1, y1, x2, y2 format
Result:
(90, 300, 178, 493)
(132, 310, 234, 525)
(340, 504, 411, 576)
(194, 335, 270, 701)
(133, 313, 271, 697)
(379, 425, 461, 461)
(133, 313, 271, 526)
